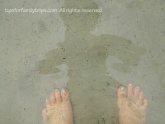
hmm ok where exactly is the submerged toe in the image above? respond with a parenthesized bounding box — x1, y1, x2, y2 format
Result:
(54, 89, 62, 103)
(61, 88, 70, 101)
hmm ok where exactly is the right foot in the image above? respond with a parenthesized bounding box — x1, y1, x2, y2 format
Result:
(117, 84, 148, 124)
(42, 89, 73, 124)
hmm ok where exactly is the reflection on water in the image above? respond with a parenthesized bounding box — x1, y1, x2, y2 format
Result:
(38, 0, 145, 123)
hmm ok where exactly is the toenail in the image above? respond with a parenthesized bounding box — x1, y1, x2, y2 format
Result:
(61, 88, 66, 94)
(120, 86, 125, 91)
(46, 99, 49, 104)
(55, 89, 59, 93)
(135, 87, 140, 90)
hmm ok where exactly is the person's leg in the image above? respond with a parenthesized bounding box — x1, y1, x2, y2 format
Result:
(117, 84, 148, 124)
(42, 89, 73, 124)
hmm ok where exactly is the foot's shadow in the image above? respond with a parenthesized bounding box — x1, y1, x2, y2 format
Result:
(38, 0, 145, 124)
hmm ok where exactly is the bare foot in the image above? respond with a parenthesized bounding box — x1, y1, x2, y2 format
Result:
(117, 84, 148, 124)
(42, 89, 73, 124)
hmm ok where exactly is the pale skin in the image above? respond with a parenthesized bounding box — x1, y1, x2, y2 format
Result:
(42, 84, 148, 124)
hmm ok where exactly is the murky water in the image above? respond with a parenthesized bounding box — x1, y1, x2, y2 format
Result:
(0, 0, 165, 124)
(38, 1, 145, 124)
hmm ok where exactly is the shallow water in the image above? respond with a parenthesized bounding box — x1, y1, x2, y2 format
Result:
(0, 0, 165, 124)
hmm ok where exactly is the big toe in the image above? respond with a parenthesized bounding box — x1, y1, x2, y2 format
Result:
(117, 86, 127, 106)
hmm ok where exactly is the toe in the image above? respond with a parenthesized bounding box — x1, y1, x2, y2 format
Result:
(134, 86, 140, 98)
(127, 84, 133, 98)
(119, 86, 127, 96)
(139, 92, 148, 109)
(46, 99, 50, 108)
(54, 89, 62, 103)
(139, 91, 144, 104)
(61, 88, 70, 101)
(49, 92, 55, 105)
(42, 108, 47, 120)
(143, 99, 148, 108)
(117, 86, 127, 106)
(117, 86, 126, 97)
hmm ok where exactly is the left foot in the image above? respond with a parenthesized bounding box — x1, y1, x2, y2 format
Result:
(42, 89, 73, 124)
